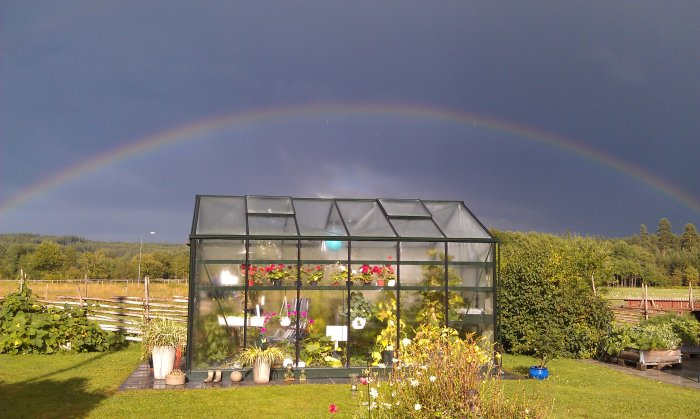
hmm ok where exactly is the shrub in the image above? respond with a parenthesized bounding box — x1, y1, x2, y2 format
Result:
(354, 325, 547, 418)
(497, 231, 613, 359)
(0, 287, 124, 354)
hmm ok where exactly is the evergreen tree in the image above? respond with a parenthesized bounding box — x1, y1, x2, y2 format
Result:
(681, 223, 699, 251)
(657, 218, 676, 255)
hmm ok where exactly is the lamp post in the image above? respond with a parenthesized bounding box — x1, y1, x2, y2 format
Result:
(138, 232, 155, 320)
(138, 232, 156, 285)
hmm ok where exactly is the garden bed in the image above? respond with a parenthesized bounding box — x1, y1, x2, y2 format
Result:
(616, 348, 682, 370)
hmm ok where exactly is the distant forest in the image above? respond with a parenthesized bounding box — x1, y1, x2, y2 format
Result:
(1, 217, 698, 285)
(0, 234, 188, 280)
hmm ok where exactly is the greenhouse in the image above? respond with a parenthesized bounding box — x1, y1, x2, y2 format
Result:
(186, 195, 498, 376)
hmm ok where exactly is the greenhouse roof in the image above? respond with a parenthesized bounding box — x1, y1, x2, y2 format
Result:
(191, 195, 494, 241)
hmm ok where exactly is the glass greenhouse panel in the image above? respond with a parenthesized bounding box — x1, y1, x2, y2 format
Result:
(389, 218, 443, 238)
(350, 241, 397, 263)
(448, 242, 493, 262)
(249, 240, 297, 262)
(195, 263, 246, 286)
(399, 290, 444, 339)
(378, 199, 429, 217)
(195, 239, 246, 262)
(401, 262, 444, 287)
(191, 289, 244, 369)
(195, 196, 246, 235)
(253, 290, 298, 357)
(448, 290, 494, 342)
(246, 196, 294, 214)
(336, 200, 396, 237)
(449, 265, 492, 288)
(424, 201, 491, 238)
(248, 215, 297, 236)
(299, 289, 347, 368)
(348, 289, 397, 367)
(400, 242, 444, 262)
(293, 199, 348, 236)
(299, 240, 348, 262)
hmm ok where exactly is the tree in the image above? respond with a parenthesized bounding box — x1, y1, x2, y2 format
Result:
(670, 267, 684, 286)
(78, 250, 110, 279)
(639, 224, 651, 249)
(28, 241, 68, 279)
(684, 265, 699, 286)
(132, 253, 165, 279)
(657, 218, 676, 255)
(681, 223, 699, 252)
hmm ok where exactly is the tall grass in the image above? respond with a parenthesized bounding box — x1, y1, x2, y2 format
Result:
(0, 280, 188, 300)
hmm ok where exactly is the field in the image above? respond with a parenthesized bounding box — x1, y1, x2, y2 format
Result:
(0, 346, 698, 418)
(0, 280, 188, 300)
(604, 286, 694, 301)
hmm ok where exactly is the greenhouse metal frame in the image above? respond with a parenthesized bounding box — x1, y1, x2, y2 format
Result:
(186, 195, 498, 377)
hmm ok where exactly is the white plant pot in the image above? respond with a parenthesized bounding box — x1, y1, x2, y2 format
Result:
(279, 316, 292, 327)
(253, 360, 271, 384)
(152, 346, 176, 379)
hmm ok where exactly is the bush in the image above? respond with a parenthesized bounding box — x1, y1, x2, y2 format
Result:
(0, 287, 125, 354)
(497, 232, 613, 359)
(354, 325, 547, 418)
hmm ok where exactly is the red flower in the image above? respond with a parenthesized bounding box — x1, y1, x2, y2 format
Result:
(372, 266, 381, 274)
(329, 404, 338, 414)
(361, 264, 370, 274)
(316, 265, 322, 270)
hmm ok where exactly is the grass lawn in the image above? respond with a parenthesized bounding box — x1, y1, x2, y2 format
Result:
(1, 346, 698, 418)
(603, 286, 694, 301)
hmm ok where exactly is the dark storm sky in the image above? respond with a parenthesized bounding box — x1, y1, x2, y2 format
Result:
(1, 1, 699, 243)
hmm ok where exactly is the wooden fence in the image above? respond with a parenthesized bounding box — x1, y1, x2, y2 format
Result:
(40, 296, 188, 342)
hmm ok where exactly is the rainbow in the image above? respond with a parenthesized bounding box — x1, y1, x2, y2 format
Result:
(2, 102, 699, 216)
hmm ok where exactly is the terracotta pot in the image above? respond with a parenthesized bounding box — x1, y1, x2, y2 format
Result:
(165, 372, 186, 385)
(230, 370, 243, 382)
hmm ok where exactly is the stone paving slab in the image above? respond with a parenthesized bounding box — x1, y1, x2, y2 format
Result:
(118, 363, 349, 390)
(583, 355, 700, 390)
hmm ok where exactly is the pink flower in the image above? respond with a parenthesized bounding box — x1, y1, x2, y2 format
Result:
(329, 404, 338, 414)
(261, 327, 266, 333)
(300, 311, 307, 317)
(359, 377, 368, 385)
(309, 319, 314, 324)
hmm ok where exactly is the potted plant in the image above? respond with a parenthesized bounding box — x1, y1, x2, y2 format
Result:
(329, 263, 347, 286)
(241, 264, 262, 287)
(141, 317, 187, 380)
(264, 264, 293, 287)
(165, 368, 186, 385)
(342, 292, 373, 330)
(302, 264, 324, 286)
(524, 326, 565, 380)
(238, 346, 285, 384)
(354, 264, 375, 285)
